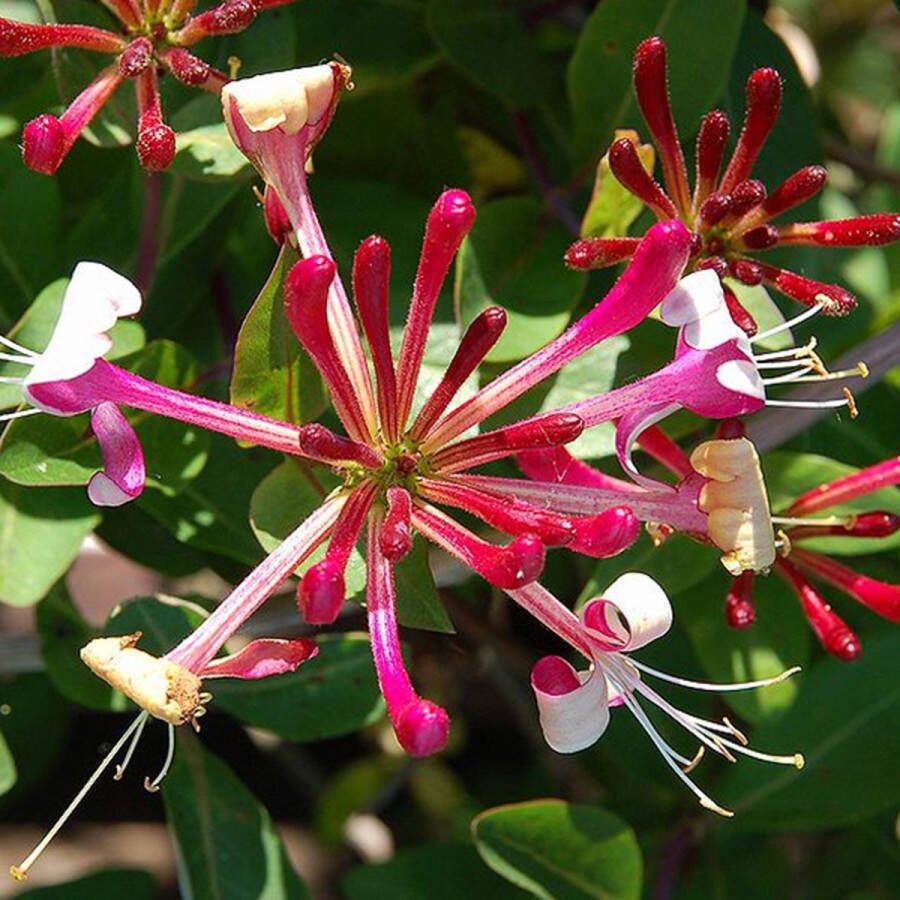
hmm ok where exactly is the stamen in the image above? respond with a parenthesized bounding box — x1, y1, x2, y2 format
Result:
(0, 408, 40, 423)
(683, 745, 705, 774)
(762, 362, 868, 386)
(765, 397, 851, 411)
(628, 657, 802, 692)
(114, 710, 150, 780)
(753, 337, 818, 361)
(771, 515, 855, 528)
(0, 376, 24, 384)
(751, 302, 824, 344)
(844, 387, 858, 418)
(756, 358, 817, 370)
(10, 714, 147, 882)
(143, 723, 176, 793)
(0, 352, 35, 365)
(722, 717, 748, 746)
(0, 335, 37, 357)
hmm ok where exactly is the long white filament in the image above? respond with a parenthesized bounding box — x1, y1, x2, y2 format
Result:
(11, 714, 148, 882)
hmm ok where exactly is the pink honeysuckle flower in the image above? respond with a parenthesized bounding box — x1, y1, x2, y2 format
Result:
(539, 269, 866, 485)
(10, 494, 340, 883)
(0, 0, 295, 173)
(0, 261, 330, 505)
(565, 36, 900, 332)
(509, 436, 778, 576)
(515, 571, 802, 817)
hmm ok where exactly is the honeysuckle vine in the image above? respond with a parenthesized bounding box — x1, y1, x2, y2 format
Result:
(0, 0, 296, 173)
(566, 36, 900, 332)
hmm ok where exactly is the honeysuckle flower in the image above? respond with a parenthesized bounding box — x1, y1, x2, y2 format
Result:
(0, 260, 322, 505)
(517, 572, 802, 816)
(565, 36, 900, 331)
(10, 522, 329, 883)
(0, 0, 295, 173)
(532, 270, 866, 485)
(510, 436, 776, 575)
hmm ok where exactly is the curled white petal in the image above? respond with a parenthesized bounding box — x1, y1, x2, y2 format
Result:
(716, 359, 766, 401)
(588, 572, 673, 651)
(531, 656, 610, 753)
(24, 262, 141, 389)
(660, 271, 750, 352)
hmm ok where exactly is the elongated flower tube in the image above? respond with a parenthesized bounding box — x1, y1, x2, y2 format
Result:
(566, 35, 900, 328)
(544, 270, 866, 483)
(9, 494, 339, 882)
(2, 1, 293, 172)
(513, 572, 802, 816)
(0, 263, 349, 504)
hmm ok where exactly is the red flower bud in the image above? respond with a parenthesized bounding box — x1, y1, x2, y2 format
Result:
(22, 114, 66, 174)
(118, 36, 153, 78)
(565, 237, 640, 270)
(136, 121, 176, 172)
(608, 137, 677, 220)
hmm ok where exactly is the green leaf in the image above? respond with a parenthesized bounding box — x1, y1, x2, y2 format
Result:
(455, 197, 587, 364)
(763, 451, 900, 556)
(0, 143, 63, 320)
(427, 0, 553, 108)
(343, 844, 526, 900)
(0, 482, 100, 606)
(0, 340, 206, 493)
(162, 732, 309, 900)
(720, 630, 900, 830)
(393, 537, 454, 634)
(231, 244, 327, 427)
(473, 800, 642, 900)
(568, 0, 746, 167)
(37, 583, 120, 712)
(215, 634, 384, 742)
(172, 123, 252, 181)
(0, 728, 16, 796)
(248, 458, 360, 583)
(580, 135, 653, 239)
(577, 534, 720, 610)
(140, 434, 274, 565)
(105, 595, 207, 656)
(14, 869, 156, 900)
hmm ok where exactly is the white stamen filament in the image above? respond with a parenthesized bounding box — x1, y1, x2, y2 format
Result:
(763, 363, 868, 387)
(611, 677, 734, 816)
(0, 335, 37, 357)
(772, 515, 852, 528)
(10, 713, 147, 882)
(753, 337, 817, 361)
(756, 358, 816, 370)
(0, 376, 24, 385)
(765, 397, 850, 410)
(629, 658, 802, 692)
(0, 408, 41, 423)
(114, 711, 150, 781)
(144, 723, 176, 793)
(0, 353, 35, 365)
(751, 303, 824, 344)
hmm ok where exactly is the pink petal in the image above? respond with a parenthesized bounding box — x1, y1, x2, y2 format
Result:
(201, 638, 319, 679)
(531, 655, 610, 753)
(582, 572, 673, 652)
(87, 401, 145, 507)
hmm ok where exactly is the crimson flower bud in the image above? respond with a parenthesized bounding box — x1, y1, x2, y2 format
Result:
(22, 114, 66, 174)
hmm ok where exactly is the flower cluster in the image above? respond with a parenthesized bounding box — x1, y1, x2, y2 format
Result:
(0, 0, 295, 173)
(566, 37, 900, 332)
(2, 40, 897, 880)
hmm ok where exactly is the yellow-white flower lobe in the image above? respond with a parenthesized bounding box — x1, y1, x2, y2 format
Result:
(691, 438, 776, 575)
(80, 633, 202, 726)
(221, 64, 345, 135)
